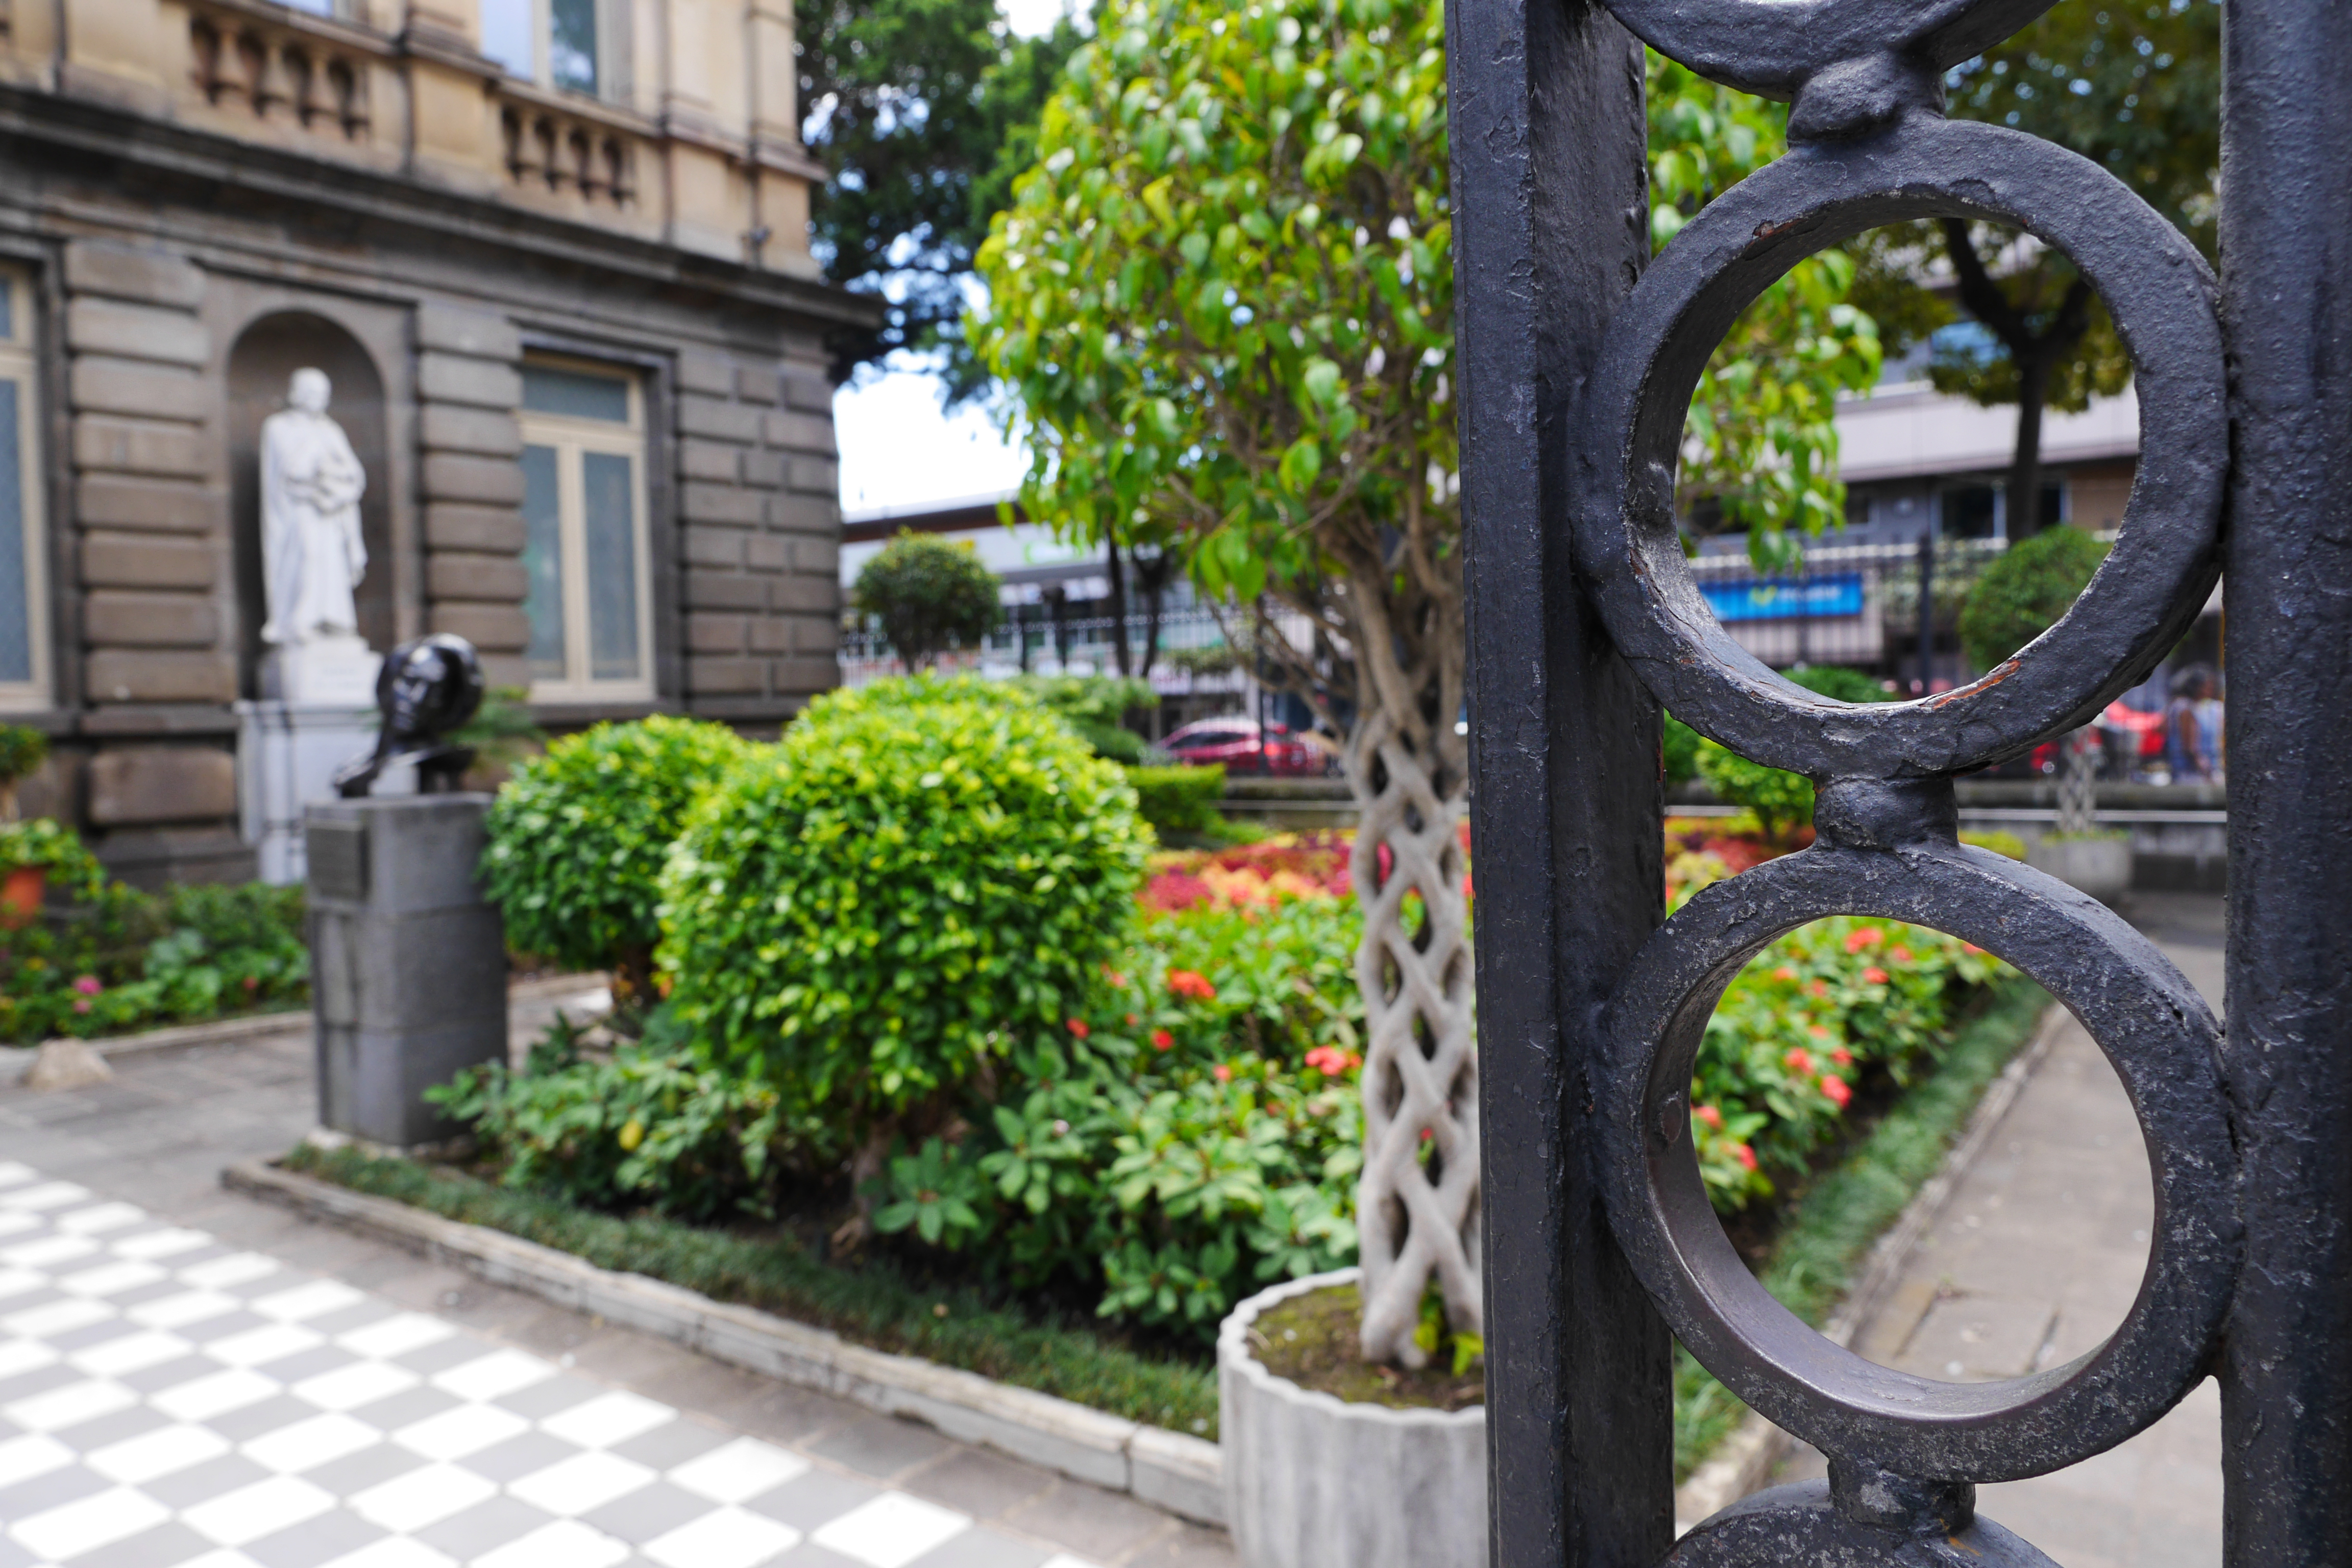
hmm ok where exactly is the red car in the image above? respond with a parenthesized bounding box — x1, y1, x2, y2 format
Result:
(1164, 718, 1329, 776)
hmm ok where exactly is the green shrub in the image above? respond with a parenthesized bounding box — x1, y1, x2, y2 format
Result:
(852, 530, 1003, 670)
(1959, 526, 2110, 671)
(1689, 668, 1894, 836)
(658, 680, 1149, 1133)
(1012, 674, 1157, 761)
(431, 1011, 789, 1223)
(1959, 830, 2028, 861)
(481, 716, 752, 995)
(1663, 716, 1700, 787)
(1125, 765, 1224, 837)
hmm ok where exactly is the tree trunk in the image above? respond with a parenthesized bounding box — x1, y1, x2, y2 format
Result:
(2007, 350, 2050, 538)
(1104, 538, 1133, 676)
(1346, 621, 1478, 1368)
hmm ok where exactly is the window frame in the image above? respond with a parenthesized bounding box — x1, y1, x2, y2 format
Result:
(0, 268, 51, 715)
(518, 354, 654, 705)
(481, 0, 624, 99)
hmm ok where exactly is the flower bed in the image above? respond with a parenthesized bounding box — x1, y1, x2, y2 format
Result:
(0, 821, 308, 1042)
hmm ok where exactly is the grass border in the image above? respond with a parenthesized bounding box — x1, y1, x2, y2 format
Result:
(280, 1143, 1220, 1435)
(1672, 971, 2054, 1480)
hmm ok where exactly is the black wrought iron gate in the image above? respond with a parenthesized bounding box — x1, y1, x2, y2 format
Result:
(1454, 0, 2352, 1560)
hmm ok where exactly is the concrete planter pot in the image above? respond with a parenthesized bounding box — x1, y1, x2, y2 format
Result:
(2028, 832, 2134, 903)
(1217, 1268, 1485, 1568)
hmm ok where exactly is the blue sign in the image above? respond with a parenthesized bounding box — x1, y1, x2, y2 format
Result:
(1700, 573, 1865, 623)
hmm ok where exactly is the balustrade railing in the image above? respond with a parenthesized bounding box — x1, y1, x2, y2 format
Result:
(186, 4, 372, 141)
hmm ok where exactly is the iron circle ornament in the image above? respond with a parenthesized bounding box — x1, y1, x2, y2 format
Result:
(1589, 0, 2062, 103)
(1596, 838, 2239, 1483)
(1569, 112, 2225, 781)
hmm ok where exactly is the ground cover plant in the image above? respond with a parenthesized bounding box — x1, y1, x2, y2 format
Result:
(0, 820, 308, 1042)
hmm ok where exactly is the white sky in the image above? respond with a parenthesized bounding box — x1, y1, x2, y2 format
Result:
(829, 0, 1079, 517)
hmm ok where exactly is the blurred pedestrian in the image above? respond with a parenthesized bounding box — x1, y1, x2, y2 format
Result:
(2166, 665, 2219, 782)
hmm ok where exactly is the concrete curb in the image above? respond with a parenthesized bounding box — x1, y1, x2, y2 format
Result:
(222, 1157, 1227, 1528)
(90, 1009, 311, 1058)
(1670, 998, 2068, 1531)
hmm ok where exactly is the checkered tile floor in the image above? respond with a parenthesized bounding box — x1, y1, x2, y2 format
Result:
(0, 1162, 1100, 1568)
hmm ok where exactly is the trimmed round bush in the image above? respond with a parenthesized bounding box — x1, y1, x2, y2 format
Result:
(657, 679, 1149, 1130)
(481, 716, 754, 989)
(1959, 525, 2111, 671)
(852, 530, 1003, 670)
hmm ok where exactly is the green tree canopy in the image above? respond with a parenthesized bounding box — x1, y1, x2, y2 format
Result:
(851, 530, 1003, 669)
(1848, 0, 2220, 535)
(798, 0, 1084, 393)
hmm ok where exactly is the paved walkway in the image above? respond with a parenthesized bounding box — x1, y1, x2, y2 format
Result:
(0, 1006, 1235, 1568)
(1774, 892, 2226, 1566)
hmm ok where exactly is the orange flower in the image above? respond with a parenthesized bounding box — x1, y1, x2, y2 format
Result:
(1844, 928, 1884, 954)
(1125, 1013, 1140, 1026)
(1168, 970, 1217, 1000)
(1212, 1064, 1233, 1082)
(1891, 946, 1913, 963)
(1773, 966, 1798, 982)
(1808, 980, 1829, 999)
(1864, 966, 1889, 985)
(1808, 1024, 1831, 1039)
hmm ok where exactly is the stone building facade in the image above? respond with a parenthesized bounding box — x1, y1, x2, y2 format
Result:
(0, 0, 865, 881)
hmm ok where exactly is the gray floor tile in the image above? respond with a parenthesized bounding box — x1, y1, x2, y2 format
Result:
(455, 1430, 578, 1483)
(241, 1505, 388, 1568)
(581, 1480, 722, 1546)
(141, 1451, 276, 1508)
(609, 1418, 729, 1472)
(807, 1415, 955, 1480)
(903, 1529, 1054, 1568)
(412, 1495, 559, 1559)
(65, 1522, 217, 1568)
(302, 1441, 430, 1498)
(900, 1450, 1055, 1522)
(747, 1471, 885, 1532)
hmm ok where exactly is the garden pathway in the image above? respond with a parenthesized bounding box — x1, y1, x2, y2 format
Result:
(1770, 891, 2226, 1566)
(0, 992, 1236, 1568)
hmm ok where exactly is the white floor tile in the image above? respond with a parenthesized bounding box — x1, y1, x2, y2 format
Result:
(666, 1438, 811, 1505)
(0, 1214, 36, 1240)
(172, 1549, 265, 1568)
(472, 1520, 630, 1568)
(350, 1462, 499, 1531)
(0, 1182, 93, 1213)
(507, 1451, 656, 1516)
(0, 1432, 75, 1488)
(0, 1267, 42, 1300)
(1039, 1557, 1110, 1568)
(56, 1260, 169, 1297)
(0, 1339, 60, 1380)
(243, 1412, 384, 1474)
(152, 1368, 281, 1422)
(808, 1494, 970, 1568)
(0, 1162, 36, 1187)
(540, 1391, 674, 1450)
(113, 1229, 212, 1261)
(9, 1485, 170, 1559)
(182, 1475, 339, 1546)
(71, 1330, 195, 1377)
(429, 1351, 553, 1403)
(5, 1377, 138, 1432)
(2, 1297, 116, 1339)
(55, 1204, 146, 1236)
(206, 1324, 325, 1368)
(128, 1289, 243, 1330)
(320, 1537, 460, 1568)
(179, 1254, 281, 1291)
(292, 1362, 419, 1412)
(252, 1281, 368, 1323)
(0, 1235, 98, 1269)
(390, 1404, 529, 1462)
(335, 1315, 455, 1361)
(86, 1423, 233, 1484)
(642, 1506, 800, 1568)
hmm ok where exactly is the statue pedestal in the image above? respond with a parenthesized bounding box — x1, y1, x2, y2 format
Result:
(263, 636, 381, 707)
(237, 700, 413, 885)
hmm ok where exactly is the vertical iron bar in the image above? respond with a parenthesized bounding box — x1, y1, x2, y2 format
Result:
(1915, 529, 1934, 696)
(2219, 0, 2352, 1557)
(1450, 0, 1669, 1561)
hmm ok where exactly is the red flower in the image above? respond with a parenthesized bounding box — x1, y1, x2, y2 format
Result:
(71, 998, 90, 1014)
(1808, 1024, 1830, 1039)
(1066, 1019, 1090, 1038)
(1104, 968, 1129, 987)
(1773, 966, 1798, 982)
(1864, 966, 1890, 985)
(1821, 1075, 1852, 1109)
(1783, 1047, 1815, 1073)
(1695, 1104, 1724, 1130)
(1462, 874, 1475, 899)
(1844, 928, 1884, 954)
(1420, 1127, 1434, 1142)
(1830, 1046, 1852, 1067)
(1963, 942, 1987, 956)
(1733, 1143, 1757, 1170)
(1168, 970, 1217, 1000)
(1213, 1064, 1233, 1082)
(1125, 1013, 1140, 1027)
(1808, 980, 1829, 999)
(1305, 1046, 1362, 1076)
(1152, 1029, 1174, 1050)
(1891, 946, 1913, 963)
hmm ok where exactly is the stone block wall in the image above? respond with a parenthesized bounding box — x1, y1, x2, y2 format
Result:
(672, 348, 840, 718)
(414, 305, 530, 692)
(64, 240, 235, 712)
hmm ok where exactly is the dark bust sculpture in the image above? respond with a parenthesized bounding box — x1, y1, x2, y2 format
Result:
(332, 633, 486, 798)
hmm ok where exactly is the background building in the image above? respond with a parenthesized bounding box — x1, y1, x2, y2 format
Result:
(0, 0, 867, 881)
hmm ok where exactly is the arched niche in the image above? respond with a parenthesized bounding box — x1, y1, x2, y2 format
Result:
(226, 313, 393, 695)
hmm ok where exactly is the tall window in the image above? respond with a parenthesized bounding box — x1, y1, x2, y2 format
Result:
(0, 271, 48, 712)
(520, 359, 651, 702)
(480, 0, 614, 96)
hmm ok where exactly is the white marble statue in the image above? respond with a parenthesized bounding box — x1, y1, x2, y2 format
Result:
(259, 368, 368, 648)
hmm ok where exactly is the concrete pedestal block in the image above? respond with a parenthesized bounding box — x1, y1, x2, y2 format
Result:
(1218, 1269, 1486, 1568)
(307, 794, 505, 1148)
(239, 700, 414, 884)
(2027, 832, 2134, 904)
